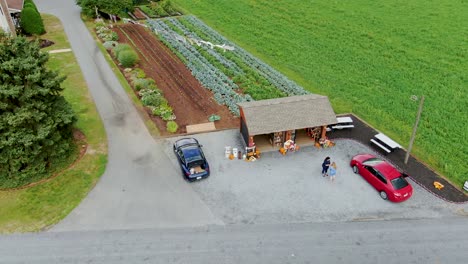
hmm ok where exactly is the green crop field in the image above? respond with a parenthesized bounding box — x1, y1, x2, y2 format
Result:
(172, 0, 467, 187)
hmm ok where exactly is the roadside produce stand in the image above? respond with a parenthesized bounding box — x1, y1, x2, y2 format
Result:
(237, 95, 337, 153)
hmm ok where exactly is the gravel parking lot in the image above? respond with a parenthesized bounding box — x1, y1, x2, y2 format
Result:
(164, 129, 468, 225)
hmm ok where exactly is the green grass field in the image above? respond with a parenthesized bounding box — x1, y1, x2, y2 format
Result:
(173, 0, 468, 188)
(0, 14, 107, 233)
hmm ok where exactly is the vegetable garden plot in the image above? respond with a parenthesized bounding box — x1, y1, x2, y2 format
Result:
(147, 16, 309, 116)
(114, 24, 238, 134)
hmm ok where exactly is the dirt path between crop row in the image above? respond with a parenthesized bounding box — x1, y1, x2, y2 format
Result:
(114, 24, 238, 135)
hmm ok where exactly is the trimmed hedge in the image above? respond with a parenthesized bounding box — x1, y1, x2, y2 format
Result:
(20, 7, 45, 35)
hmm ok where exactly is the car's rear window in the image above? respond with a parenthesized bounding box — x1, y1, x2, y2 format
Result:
(391, 177, 409, 190)
(184, 148, 203, 163)
(363, 158, 384, 166)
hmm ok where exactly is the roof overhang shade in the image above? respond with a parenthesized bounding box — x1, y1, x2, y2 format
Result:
(237, 94, 337, 136)
(6, 0, 23, 13)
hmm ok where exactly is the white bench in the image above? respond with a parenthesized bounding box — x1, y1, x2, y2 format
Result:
(332, 124, 355, 129)
(331, 116, 354, 129)
(371, 133, 401, 153)
(370, 138, 391, 153)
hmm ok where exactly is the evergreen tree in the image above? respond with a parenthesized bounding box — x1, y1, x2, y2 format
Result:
(0, 36, 77, 187)
(20, 6, 46, 35)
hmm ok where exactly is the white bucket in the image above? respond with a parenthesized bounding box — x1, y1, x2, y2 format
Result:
(232, 148, 238, 157)
(224, 146, 231, 158)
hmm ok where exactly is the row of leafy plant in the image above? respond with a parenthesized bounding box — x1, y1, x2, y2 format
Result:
(148, 19, 253, 116)
(164, 17, 290, 101)
(95, 20, 178, 133)
(129, 69, 178, 133)
(181, 15, 309, 96)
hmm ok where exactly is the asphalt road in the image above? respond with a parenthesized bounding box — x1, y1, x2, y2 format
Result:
(1, 217, 467, 264)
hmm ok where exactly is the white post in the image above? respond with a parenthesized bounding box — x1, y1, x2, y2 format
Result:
(405, 95, 425, 164)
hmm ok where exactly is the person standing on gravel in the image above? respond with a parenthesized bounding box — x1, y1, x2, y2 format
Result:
(329, 162, 337, 182)
(322, 156, 331, 177)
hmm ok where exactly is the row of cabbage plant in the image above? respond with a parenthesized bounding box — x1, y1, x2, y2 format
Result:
(165, 17, 244, 76)
(181, 15, 308, 96)
(147, 19, 252, 116)
(173, 16, 286, 100)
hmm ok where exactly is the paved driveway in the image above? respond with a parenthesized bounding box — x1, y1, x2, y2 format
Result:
(164, 129, 468, 225)
(36, 0, 221, 232)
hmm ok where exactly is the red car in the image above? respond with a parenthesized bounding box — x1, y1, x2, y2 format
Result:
(350, 154, 413, 202)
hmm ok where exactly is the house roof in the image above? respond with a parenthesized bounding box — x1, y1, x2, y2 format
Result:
(1, 0, 17, 36)
(6, 0, 23, 12)
(237, 94, 337, 136)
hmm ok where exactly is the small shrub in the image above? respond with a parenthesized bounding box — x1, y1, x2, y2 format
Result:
(152, 106, 162, 116)
(118, 49, 139, 67)
(132, 68, 146, 79)
(112, 43, 132, 58)
(103, 41, 118, 50)
(98, 32, 110, 40)
(142, 78, 156, 90)
(96, 26, 109, 34)
(146, 83, 159, 90)
(140, 89, 164, 107)
(157, 103, 175, 120)
(152, 101, 170, 116)
(20, 7, 45, 35)
(208, 114, 221, 122)
(166, 121, 178, 133)
(110, 31, 119, 41)
(133, 78, 156, 91)
(101, 32, 118, 42)
(95, 20, 106, 29)
(133, 78, 146, 91)
(161, 111, 176, 121)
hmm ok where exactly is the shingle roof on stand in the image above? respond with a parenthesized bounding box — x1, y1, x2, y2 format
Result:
(237, 94, 337, 136)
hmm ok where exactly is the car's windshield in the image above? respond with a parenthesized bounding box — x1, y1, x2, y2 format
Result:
(391, 177, 409, 190)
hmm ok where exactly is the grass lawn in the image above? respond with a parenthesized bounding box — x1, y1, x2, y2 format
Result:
(0, 14, 107, 233)
(172, 0, 468, 188)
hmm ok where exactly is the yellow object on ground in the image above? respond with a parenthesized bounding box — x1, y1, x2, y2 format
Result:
(433, 181, 444, 190)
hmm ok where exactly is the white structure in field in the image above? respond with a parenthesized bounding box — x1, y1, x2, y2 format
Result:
(187, 37, 234, 52)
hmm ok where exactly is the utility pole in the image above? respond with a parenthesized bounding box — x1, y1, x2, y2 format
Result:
(405, 95, 425, 164)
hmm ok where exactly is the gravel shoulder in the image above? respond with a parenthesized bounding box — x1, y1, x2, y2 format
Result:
(164, 129, 468, 225)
